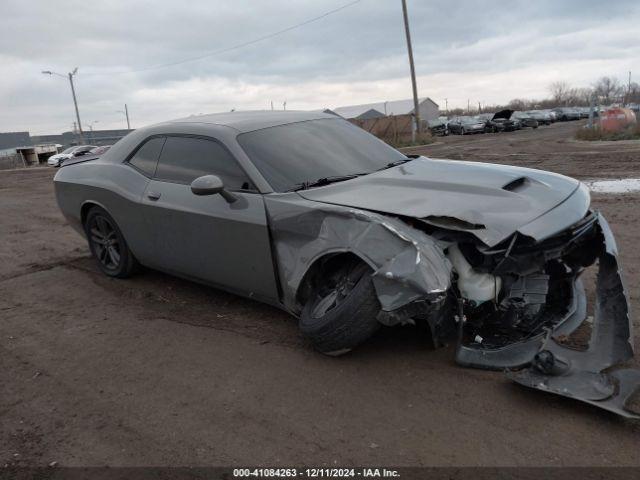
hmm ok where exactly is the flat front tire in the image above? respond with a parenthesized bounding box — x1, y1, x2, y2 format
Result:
(84, 206, 138, 278)
(300, 261, 381, 356)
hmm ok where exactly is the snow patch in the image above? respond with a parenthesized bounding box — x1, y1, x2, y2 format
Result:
(585, 178, 640, 194)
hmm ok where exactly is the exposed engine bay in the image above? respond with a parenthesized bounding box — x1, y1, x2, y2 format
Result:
(407, 211, 639, 418)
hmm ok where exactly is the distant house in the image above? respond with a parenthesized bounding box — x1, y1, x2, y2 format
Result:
(332, 97, 440, 122)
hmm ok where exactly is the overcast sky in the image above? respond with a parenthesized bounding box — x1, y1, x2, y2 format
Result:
(1, 0, 639, 134)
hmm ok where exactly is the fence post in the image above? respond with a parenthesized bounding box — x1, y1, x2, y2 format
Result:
(393, 115, 398, 145)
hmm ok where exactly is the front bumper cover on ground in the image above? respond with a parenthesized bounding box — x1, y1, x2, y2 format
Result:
(504, 213, 639, 418)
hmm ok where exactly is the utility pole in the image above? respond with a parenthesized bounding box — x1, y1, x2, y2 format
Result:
(283, 101, 287, 111)
(444, 98, 448, 116)
(401, 0, 421, 140)
(270, 100, 274, 111)
(467, 99, 470, 114)
(124, 104, 131, 130)
(478, 101, 481, 114)
(68, 69, 82, 137)
(88, 120, 99, 144)
(117, 105, 132, 129)
(43, 68, 83, 141)
(628, 71, 632, 106)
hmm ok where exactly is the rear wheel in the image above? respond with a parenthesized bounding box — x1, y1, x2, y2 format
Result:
(300, 260, 381, 356)
(84, 206, 138, 278)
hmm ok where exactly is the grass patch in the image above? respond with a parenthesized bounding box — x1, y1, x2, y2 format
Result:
(576, 123, 640, 141)
(392, 133, 436, 148)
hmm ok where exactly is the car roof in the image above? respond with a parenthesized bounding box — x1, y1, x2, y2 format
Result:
(160, 110, 338, 133)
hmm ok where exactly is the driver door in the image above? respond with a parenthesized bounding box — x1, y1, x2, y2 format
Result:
(141, 135, 279, 303)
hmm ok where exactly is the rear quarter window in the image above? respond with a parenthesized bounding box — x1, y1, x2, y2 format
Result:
(127, 137, 166, 177)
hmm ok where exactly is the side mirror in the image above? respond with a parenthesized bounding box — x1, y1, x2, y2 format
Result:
(190, 175, 236, 203)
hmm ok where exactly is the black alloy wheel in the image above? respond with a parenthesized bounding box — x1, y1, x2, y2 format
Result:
(88, 214, 121, 272)
(84, 207, 138, 278)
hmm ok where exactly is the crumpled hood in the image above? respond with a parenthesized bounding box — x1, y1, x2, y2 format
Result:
(297, 157, 585, 246)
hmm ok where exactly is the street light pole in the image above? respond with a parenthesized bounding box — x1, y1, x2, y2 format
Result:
(124, 103, 131, 130)
(68, 69, 83, 136)
(116, 105, 132, 130)
(401, 0, 421, 140)
(42, 68, 84, 142)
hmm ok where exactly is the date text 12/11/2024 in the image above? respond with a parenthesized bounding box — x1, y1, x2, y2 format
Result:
(233, 468, 401, 478)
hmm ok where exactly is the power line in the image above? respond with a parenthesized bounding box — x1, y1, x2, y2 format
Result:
(83, 0, 362, 76)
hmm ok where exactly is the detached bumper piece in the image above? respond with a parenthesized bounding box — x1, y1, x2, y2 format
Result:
(507, 213, 640, 418)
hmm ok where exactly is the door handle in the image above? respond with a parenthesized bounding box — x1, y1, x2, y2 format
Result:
(147, 191, 161, 201)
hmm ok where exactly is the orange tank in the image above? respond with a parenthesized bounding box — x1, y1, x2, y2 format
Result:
(599, 107, 637, 132)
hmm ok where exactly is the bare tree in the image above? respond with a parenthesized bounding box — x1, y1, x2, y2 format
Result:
(548, 81, 571, 104)
(507, 98, 530, 110)
(593, 76, 623, 105)
(575, 87, 594, 106)
(627, 82, 640, 104)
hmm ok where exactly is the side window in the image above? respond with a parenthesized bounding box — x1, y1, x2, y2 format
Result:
(154, 136, 253, 190)
(128, 137, 166, 177)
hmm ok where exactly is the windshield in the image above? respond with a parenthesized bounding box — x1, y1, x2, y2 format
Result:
(237, 118, 407, 192)
(61, 147, 76, 154)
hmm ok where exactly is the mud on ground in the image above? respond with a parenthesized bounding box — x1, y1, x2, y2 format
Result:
(1, 122, 640, 467)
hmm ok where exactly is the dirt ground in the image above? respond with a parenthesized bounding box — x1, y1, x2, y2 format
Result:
(1, 121, 640, 468)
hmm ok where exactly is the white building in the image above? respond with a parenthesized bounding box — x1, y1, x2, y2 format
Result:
(331, 97, 440, 121)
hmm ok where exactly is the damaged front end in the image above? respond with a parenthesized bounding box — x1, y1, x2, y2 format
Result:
(265, 190, 638, 418)
(423, 211, 639, 418)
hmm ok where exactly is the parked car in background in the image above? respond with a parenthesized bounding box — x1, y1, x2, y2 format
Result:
(577, 107, 590, 119)
(627, 103, 640, 115)
(476, 114, 502, 133)
(60, 145, 114, 168)
(544, 109, 557, 122)
(552, 107, 581, 121)
(47, 145, 97, 167)
(427, 119, 449, 136)
(89, 145, 112, 156)
(513, 112, 539, 128)
(488, 109, 518, 132)
(526, 111, 551, 125)
(447, 116, 486, 135)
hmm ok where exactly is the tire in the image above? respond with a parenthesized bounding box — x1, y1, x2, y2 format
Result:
(300, 261, 381, 356)
(84, 206, 138, 278)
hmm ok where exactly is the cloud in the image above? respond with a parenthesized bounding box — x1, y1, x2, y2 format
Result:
(0, 0, 638, 132)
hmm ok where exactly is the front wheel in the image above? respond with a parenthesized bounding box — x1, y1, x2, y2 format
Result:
(84, 206, 138, 278)
(300, 261, 381, 356)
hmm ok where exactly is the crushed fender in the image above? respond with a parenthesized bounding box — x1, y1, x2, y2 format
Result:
(264, 197, 451, 317)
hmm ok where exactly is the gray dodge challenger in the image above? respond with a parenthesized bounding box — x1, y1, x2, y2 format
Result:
(54, 111, 639, 417)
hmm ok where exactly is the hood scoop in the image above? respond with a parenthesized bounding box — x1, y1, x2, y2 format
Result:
(502, 176, 549, 193)
(502, 177, 528, 192)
